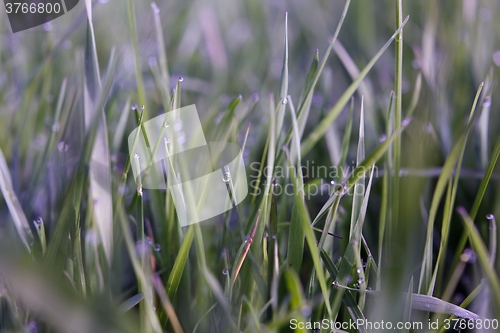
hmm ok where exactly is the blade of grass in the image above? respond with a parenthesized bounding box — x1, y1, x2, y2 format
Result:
(112, 98, 131, 153)
(391, 0, 404, 235)
(151, 2, 170, 89)
(350, 97, 365, 239)
(470, 134, 500, 219)
(127, 0, 148, 113)
(402, 278, 413, 333)
(275, 12, 288, 143)
(116, 207, 162, 332)
(321, 250, 368, 333)
(457, 207, 500, 308)
(287, 97, 306, 272)
(301, 15, 409, 155)
(296, 49, 318, 139)
(231, 210, 261, 288)
(294, 0, 351, 140)
(418, 82, 484, 294)
(338, 98, 354, 174)
(166, 226, 194, 300)
(152, 274, 184, 333)
(284, 148, 332, 317)
(0, 148, 34, 252)
(83, 1, 114, 265)
(313, 117, 410, 225)
(428, 85, 483, 295)
(118, 294, 144, 313)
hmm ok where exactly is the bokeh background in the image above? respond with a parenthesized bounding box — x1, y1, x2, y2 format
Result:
(1, 0, 500, 332)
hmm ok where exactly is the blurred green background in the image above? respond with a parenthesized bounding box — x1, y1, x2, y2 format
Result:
(1, 0, 500, 332)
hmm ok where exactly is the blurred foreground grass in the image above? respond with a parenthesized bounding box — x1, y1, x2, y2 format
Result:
(1, 0, 500, 332)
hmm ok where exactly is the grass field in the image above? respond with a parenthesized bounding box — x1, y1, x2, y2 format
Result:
(1, 0, 500, 332)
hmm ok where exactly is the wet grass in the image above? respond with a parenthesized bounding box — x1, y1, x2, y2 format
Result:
(1, 0, 500, 332)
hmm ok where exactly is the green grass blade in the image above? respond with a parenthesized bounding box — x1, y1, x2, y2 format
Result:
(0, 148, 34, 252)
(112, 98, 131, 153)
(418, 82, 483, 294)
(296, 49, 318, 138)
(151, 2, 170, 88)
(470, 134, 500, 219)
(457, 207, 500, 308)
(166, 225, 195, 300)
(275, 12, 288, 142)
(321, 250, 368, 333)
(301, 15, 409, 155)
(350, 97, 365, 239)
(83, 1, 114, 265)
(287, 97, 305, 271)
(313, 118, 410, 225)
(338, 98, 354, 172)
(295, 0, 351, 122)
(127, 0, 148, 113)
(285, 149, 332, 316)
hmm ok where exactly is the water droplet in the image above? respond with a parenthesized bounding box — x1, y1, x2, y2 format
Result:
(33, 217, 43, 228)
(51, 122, 60, 132)
(356, 268, 362, 274)
(222, 269, 229, 276)
(332, 281, 339, 286)
(338, 182, 347, 195)
(134, 153, 139, 160)
(486, 214, 495, 220)
(178, 77, 184, 82)
(263, 232, 268, 239)
(146, 237, 153, 245)
(357, 278, 365, 284)
(330, 180, 335, 185)
(222, 171, 231, 183)
(245, 235, 253, 243)
(131, 104, 138, 111)
(164, 137, 170, 144)
(154, 243, 161, 252)
(164, 121, 169, 128)
(281, 98, 287, 105)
